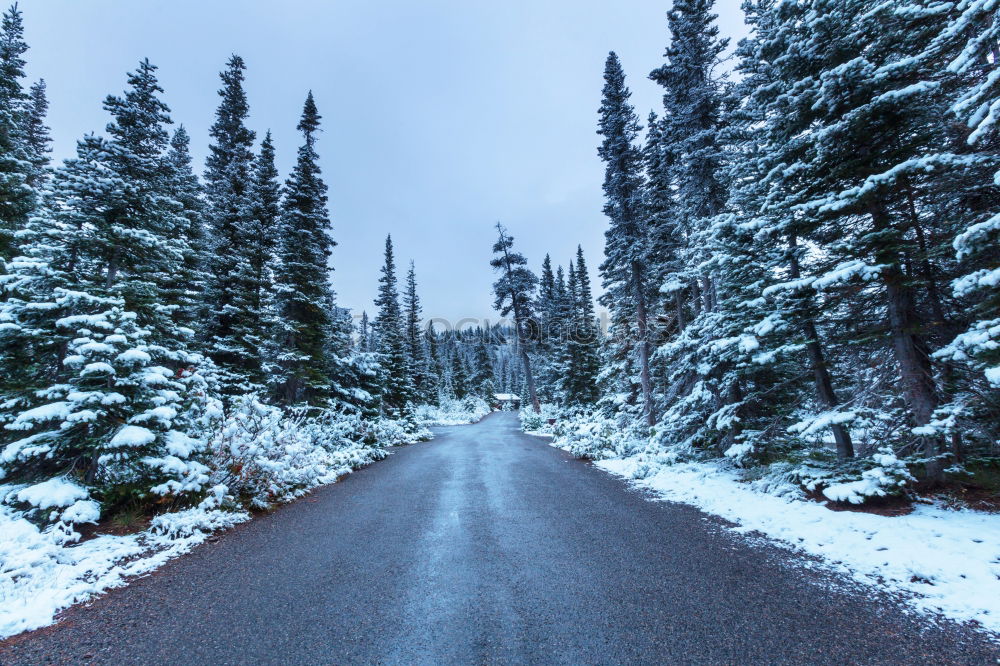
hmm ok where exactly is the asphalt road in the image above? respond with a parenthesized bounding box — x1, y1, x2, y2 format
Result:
(2, 412, 997, 664)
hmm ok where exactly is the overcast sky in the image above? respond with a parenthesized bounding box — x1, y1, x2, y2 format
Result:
(18, 0, 747, 327)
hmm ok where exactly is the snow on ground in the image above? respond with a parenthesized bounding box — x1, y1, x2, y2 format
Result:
(0, 496, 249, 639)
(593, 456, 1000, 634)
(0, 400, 435, 640)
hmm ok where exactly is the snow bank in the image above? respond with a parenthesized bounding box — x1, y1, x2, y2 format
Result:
(0, 498, 249, 639)
(594, 457, 1000, 634)
(0, 399, 432, 640)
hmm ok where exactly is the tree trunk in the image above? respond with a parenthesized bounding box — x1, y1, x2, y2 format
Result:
(633, 260, 654, 427)
(105, 249, 119, 290)
(516, 325, 540, 413)
(802, 319, 855, 460)
(788, 245, 854, 460)
(674, 291, 686, 331)
(872, 210, 942, 482)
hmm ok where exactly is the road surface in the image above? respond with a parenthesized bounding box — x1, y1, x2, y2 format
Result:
(2, 412, 997, 664)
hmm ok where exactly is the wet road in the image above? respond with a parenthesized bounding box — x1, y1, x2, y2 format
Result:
(2, 412, 997, 664)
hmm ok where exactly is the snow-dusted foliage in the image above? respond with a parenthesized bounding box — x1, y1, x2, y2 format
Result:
(0, 398, 432, 639)
(415, 396, 490, 426)
(204, 397, 429, 509)
(0, 491, 250, 639)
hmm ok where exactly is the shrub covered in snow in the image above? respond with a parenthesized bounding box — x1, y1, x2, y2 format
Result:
(204, 397, 429, 509)
(0, 306, 220, 525)
(519, 403, 561, 434)
(415, 396, 491, 426)
(820, 447, 916, 504)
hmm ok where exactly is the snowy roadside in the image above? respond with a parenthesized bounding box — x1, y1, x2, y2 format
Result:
(0, 406, 431, 641)
(0, 493, 248, 640)
(584, 453, 1000, 635)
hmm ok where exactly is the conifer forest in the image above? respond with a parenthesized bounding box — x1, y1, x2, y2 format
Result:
(1, 0, 999, 661)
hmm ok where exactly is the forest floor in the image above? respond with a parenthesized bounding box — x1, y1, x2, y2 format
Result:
(2, 412, 996, 664)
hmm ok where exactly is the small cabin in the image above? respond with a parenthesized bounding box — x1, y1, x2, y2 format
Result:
(493, 393, 521, 410)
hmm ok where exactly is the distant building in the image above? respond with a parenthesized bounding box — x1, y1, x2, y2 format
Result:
(493, 393, 521, 410)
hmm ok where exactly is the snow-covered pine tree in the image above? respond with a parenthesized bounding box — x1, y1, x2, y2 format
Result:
(0, 60, 215, 519)
(22, 78, 49, 188)
(752, 0, 997, 480)
(490, 222, 540, 412)
(642, 111, 686, 335)
(373, 235, 414, 414)
(565, 246, 601, 405)
(0, 3, 33, 262)
(649, 0, 728, 316)
(470, 337, 495, 399)
(248, 130, 281, 345)
(273, 92, 338, 406)
(722, 0, 856, 461)
(917, 0, 1000, 457)
(450, 350, 470, 400)
(403, 261, 434, 404)
(162, 125, 209, 336)
(201, 55, 264, 395)
(424, 320, 444, 400)
(597, 52, 653, 426)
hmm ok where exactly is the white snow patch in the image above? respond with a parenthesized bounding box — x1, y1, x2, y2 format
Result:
(594, 458, 1000, 634)
(0, 499, 248, 640)
(109, 425, 156, 448)
(15, 478, 90, 510)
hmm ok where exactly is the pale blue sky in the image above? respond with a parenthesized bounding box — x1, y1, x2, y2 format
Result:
(18, 0, 747, 325)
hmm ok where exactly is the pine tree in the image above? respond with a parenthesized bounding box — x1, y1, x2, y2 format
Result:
(470, 338, 495, 398)
(248, 130, 281, 331)
(273, 92, 337, 405)
(163, 125, 208, 335)
(201, 55, 262, 394)
(403, 261, 434, 404)
(0, 3, 32, 261)
(566, 246, 601, 405)
(450, 350, 470, 400)
(649, 0, 729, 314)
(23, 78, 49, 187)
(490, 222, 540, 412)
(597, 52, 654, 426)
(373, 235, 413, 414)
(0, 60, 214, 516)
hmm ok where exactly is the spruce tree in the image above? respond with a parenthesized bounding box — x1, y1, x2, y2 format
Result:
(163, 125, 208, 335)
(373, 235, 414, 414)
(0, 3, 32, 261)
(201, 55, 261, 394)
(403, 261, 434, 404)
(597, 52, 654, 425)
(0, 61, 214, 516)
(273, 92, 337, 405)
(566, 247, 601, 405)
(23, 78, 49, 187)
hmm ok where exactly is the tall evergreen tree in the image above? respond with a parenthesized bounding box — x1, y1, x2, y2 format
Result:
(566, 246, 602, 405)
(0, 60, 214, 515)
(273, 92, 337, 405)
(597, 52, 653, 425)
(22, 78, 49, 187)
(403, 261, 434, 403)
(0, 3, 32, 261)
(373, 235, 413, 414)
(490, 222, 540, 412)
(163, 125, 208, 334)
(201, 55, 261, 394)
